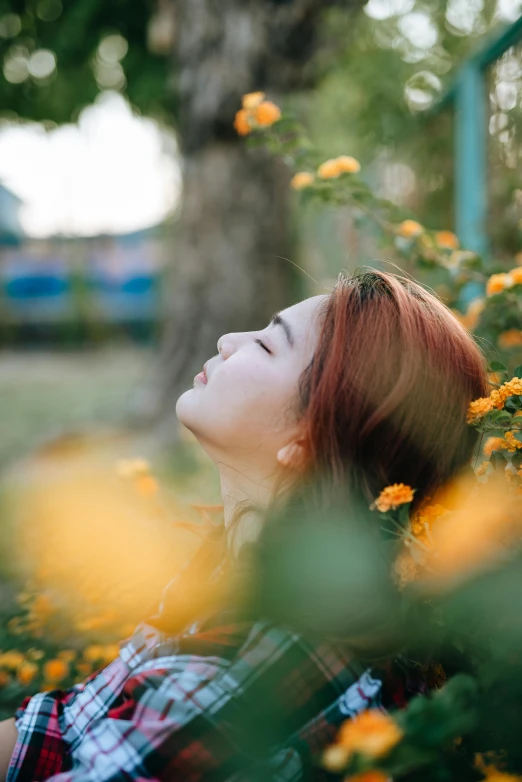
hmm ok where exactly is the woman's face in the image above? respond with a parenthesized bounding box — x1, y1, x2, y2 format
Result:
(176, 294, 327, 471)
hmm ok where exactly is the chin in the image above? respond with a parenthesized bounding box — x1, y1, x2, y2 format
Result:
(175, 389, 194, 425)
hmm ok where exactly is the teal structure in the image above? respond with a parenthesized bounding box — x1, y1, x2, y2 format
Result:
(438, 15, 522, 257)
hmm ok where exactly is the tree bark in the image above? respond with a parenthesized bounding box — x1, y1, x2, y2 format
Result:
(136, 0, 362, 439)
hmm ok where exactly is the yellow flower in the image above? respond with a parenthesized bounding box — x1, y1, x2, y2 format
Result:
(467, 396, 494, 424)
(0, 651, 25, 670)
(423, 475, 521, 584)
(435, 230, 459, 249)
(322, 744, 350, 773)
(290, 172, 314, 190)
(498, 329, 522, 349)
(335, 155, 361, 174)
(503, 431, 522, 452)
(397, 219, 423, 238)
(17, 661, 38, 686)
(83, 644, 106, 662)
(338, 709, 403, 758)
(484, 437, 506, 458)
(44, 658, 69, 682)
(242, 91, 265, 110)
(102, 644, 121, 663)
(509, 266, 522, 286)
(372, 483, 414, 513)
(317, 158, 342, 179)
(233, 108, 252, 136)
(254, 100, 281, 127)
(486, 273, 513, 297)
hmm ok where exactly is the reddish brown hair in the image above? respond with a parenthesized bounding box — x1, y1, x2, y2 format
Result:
(149, 269, 489, 634)
(294, 268, 489, 510)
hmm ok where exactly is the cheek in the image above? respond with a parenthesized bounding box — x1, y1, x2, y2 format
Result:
(188, 358, 299, 443)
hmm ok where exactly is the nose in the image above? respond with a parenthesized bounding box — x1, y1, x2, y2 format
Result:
(217, 332, 245, 359)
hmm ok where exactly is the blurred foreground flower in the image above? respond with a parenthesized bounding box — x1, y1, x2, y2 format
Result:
(338, 710, 403, 758)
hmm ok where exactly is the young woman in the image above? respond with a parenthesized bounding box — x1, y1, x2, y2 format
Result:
(0, 269, 488, 782)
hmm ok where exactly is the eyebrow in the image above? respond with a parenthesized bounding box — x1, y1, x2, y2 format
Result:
(269, 312, 294, 348)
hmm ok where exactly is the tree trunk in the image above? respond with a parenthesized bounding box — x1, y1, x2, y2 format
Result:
(134, 0, 361, 439)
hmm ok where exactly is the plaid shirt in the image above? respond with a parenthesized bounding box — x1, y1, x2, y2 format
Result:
(5, 606, 404, 782)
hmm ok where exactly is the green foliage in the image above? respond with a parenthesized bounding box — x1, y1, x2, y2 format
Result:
(0, 0, 171, 123)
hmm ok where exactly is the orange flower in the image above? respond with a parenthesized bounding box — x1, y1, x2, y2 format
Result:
(317, 158, 342, 179)
(504, 431, 522, 453)
(338, 709, 403, 758)
(484, 437, 506, 458)
(397, 219, 423, 238)
(347, 772, 389, 782)
(233, 109, 251, 136)
(509, 266, 522, 286)
(483, 767, 522, 782)
(0, 671, 10, 687)
(44, 658, 69, 682)
(372, 483, 414, 513)
(498, 329, 522, 349)
(486, 273, 513, 297)
(435, 230, 459, 249)
(17, 661, 38, 686)
(290, 172, 314, 190)
(336, 155, 361, 174)
(467, 396, 494, 424)
(242, 91, 265, 110)
(254, 100, 281, 127)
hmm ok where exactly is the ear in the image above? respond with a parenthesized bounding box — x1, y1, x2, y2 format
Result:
(276, 440, 307, 471)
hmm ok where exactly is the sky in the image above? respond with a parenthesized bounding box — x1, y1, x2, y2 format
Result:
(0, 91, 181, 238)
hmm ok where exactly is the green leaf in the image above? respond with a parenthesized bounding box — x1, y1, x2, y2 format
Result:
(489, 361, 508, 373)
(513, 366, 522, 379)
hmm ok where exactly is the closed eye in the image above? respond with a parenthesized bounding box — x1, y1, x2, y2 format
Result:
(255, 338, 272, 354)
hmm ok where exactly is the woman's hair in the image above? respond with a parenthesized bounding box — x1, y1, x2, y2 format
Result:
(149, 268, 489, 636)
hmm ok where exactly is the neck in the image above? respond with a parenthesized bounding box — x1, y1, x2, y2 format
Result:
(218, 461, 280, 556)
